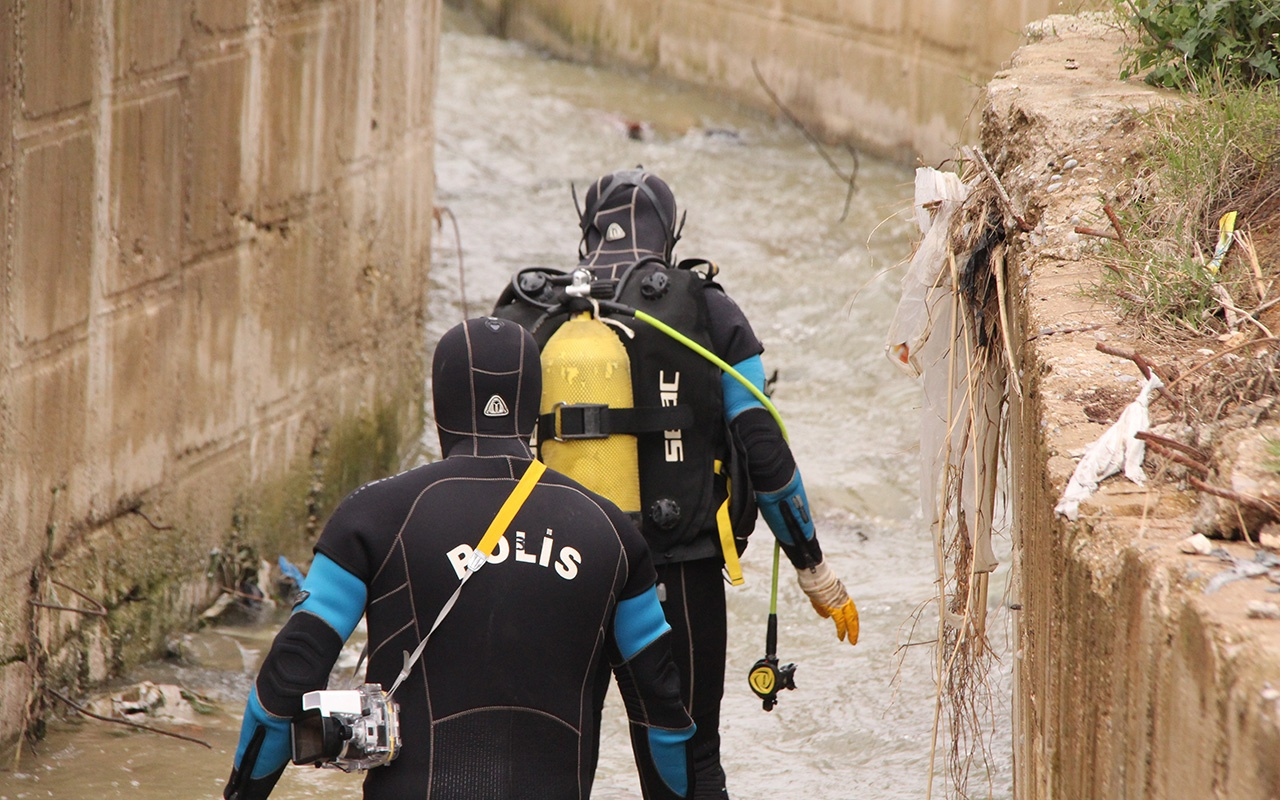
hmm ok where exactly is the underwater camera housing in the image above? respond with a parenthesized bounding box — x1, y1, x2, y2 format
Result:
(290, 684, 400, 772)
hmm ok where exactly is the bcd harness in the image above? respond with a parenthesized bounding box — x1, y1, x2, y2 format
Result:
(495, 258, 800, 712)
(493, 258, 789, 584)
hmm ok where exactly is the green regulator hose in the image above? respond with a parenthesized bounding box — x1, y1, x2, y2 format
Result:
(628, 306, 789, 691)
(632, 309, 789, 442)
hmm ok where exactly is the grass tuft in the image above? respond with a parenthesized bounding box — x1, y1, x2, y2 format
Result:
(1098, 83, 1280, 338)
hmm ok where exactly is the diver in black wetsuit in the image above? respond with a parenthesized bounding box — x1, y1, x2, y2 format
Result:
(224, 317, 696, 800)
(492, 169, 860, 800)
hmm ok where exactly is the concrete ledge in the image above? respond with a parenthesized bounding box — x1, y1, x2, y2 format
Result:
(988, 16, 1280, 799)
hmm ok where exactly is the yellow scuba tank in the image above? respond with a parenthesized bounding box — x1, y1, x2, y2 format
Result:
(540, 312, 641, 514)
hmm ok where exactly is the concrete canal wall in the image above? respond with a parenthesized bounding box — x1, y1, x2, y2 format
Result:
(989, 19, 1280, 799)
(0, 0, 440, 747)
(449, 0, 1097, 165)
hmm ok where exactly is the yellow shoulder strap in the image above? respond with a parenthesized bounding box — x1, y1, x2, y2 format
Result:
(389, 458, 549, 699)
(475, 460, 546, 561)
(714, 460, 745, 586)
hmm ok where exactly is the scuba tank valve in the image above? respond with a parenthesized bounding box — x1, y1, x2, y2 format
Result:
(747, 542, 797, 711)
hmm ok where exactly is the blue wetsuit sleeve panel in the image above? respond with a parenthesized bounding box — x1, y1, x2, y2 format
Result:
(293, 552, 367, 640)
(613, 586, 670, 661)
(233, 687, 292, 780)
(723, 357, 823, 567)
(757, 471, 816, 546)
(721, 354, 768, 423)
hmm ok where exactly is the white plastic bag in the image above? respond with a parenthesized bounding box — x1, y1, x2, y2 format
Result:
(1054, 373, 1163, 521)
(885, 168, 971, 377)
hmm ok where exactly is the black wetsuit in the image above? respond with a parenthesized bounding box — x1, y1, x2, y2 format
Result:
(492, 172, 827, 800)
(225, 318, 696, 800)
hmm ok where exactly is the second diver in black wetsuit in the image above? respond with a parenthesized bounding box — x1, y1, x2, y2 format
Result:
(492, 169, 861, 800)
(224, 317, 697, 800)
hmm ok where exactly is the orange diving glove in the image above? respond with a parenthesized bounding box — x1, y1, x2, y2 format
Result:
(796, 560, 859, 645)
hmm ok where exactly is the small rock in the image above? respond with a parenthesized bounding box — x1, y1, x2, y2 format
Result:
(1179, 533, 1214, 555)
(1246, 601, 1280, 620)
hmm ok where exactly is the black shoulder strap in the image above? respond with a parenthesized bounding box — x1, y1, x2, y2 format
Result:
(674, 257, 719, 279)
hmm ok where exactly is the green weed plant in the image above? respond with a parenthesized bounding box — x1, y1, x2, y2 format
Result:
(1118, 0, 1280, 89)
(1100, 84, 1280, 336)
(1266, 437, 1280, 474)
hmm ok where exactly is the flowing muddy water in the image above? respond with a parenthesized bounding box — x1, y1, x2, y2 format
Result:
(0, 10, 1014, 799)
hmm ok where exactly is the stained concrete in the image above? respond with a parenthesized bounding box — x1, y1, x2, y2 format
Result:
(0, 0, 441, 747)
(983, 16, 1280, 799)
(449, 0, 1101, 165)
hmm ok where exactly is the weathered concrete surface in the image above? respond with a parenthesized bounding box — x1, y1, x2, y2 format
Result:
(449, 0, 1101, 165)
(984, 17, 1280, 799)
(0, 0, 440, 747)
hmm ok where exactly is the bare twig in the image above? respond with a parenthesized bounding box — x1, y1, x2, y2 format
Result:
(1026, 322, 1103, 341)
(1095, 341, 1156, 379)
(1140, 437, 1210, 474)
(1166, 336, 1280, 391)
(1255, 296, 1280, 316)
(1103, 204, 1128, 247)
(750, 59, 859, 221)
(894, 638, 940, 655)
(1134, 431, 1209, 462)
(1213, 283, 1273, 337)
(131, 507, 173, 531)
(1187, 476, 1280, 517)
(1096, 342, 1182, 410)
(220, 585, 268, 603)
(29, 580, 108, 617)
(1235, 230, 1270, 303)
(1075, 225, 1120, 241)
(45, 688, 212, 749)
(962, 146, 1033, 232)
(434, 206, 468, 319)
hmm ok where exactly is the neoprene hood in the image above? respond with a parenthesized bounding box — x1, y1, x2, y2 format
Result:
(578, 168, 682, 265)
(432, 317, 541, 457)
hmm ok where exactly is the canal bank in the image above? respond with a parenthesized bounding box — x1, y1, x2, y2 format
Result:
(984, 17, 1280, 800)
(446, 0, 1101, 165)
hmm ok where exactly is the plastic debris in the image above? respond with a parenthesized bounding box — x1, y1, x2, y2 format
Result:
(885, 167, 971, 376)
(278, 555, 306, 585)
(1206, 210, 1237, 275)
(1205, 548, 1280, 594)
(1054, 373, 1163, 520)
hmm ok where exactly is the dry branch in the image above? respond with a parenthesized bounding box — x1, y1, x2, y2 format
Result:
(45, 688, 212, 749)
(750, 59, 859, 221)
(1134, 430, 1209, 462)
(1140, 437, 1210, 474)
(1103, 204, 1128, 246)
(962, 146, 1032, 232)
(1187, 476, 1280, 518)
